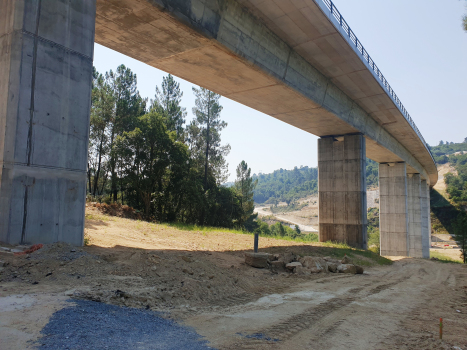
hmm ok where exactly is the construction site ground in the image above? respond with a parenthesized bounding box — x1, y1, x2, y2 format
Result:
(1, 205, 467, 349)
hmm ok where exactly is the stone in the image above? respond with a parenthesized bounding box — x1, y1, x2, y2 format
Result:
(299, 256, 328, 273)
(244, 253, 269, 268)
(294, 266, 310, 275)
(355, 266, 364, 274)
(182, 268, 194, 275)
(0, 260, 6, 267)
(286, 262, 302, 271)
(281, 252, 297, 264)
(181, 256, 193, 263)
(270, 261, 286, 272)
(310, 267, 324, 273)
(341, 255, 353, 264)
(337, 264, 357, 274)
(327, 263, 338, 273)
(64, 289, 77, 296)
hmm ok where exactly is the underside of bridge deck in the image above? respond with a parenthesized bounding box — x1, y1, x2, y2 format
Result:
(0, 0, 435, 257)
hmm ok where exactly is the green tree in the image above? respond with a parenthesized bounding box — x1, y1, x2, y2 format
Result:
(235, 160, 258, 228)
(107, 65, 147, 202)
(452, 214, 467, 263)
(190, 87, 230, 190)
(151, 74, 186, 140)
(88, 69, 115, 197)
(113, 112, 188, 218)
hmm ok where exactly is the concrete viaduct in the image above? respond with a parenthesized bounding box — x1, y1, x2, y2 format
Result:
(0, 0, 438, 258)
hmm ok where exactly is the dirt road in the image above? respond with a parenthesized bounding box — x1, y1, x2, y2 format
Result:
(184, 260, 467, 349)
(1, 207, 466, 349)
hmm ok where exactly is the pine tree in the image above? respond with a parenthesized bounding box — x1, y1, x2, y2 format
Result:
(190, 87, 230, 189)
(235, 161, 258, 227)
(151, 74, 186, 140)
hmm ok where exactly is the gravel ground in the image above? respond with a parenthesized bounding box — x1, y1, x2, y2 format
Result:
(35, 300, 214, 349)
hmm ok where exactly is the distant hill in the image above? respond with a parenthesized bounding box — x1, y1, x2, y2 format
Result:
(253, 160, 380, 205)
(429, 139, 467, 164)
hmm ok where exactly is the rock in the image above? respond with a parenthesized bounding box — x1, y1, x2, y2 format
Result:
(0, 260, 6, 267)
(294, 266, 310, 276)
(151, 266, 157, 271)
(341, 255, 353, 264)
(355, 266, 364, 274)
(182, 268, 194, 275)
(270, 254, 280, 262)
(270, 260, 286, 272)
(281, 252, 297, 264)
(310, 267, 324, 273)
(64, 289, 77, 296)
(299, 256, 328, 273)
(181, 256, 193, 263)
(327, 263, 338, 273)
(286, 262, 302, 271)
(337, 264, 357, 274)
(244, 252, 269, 268)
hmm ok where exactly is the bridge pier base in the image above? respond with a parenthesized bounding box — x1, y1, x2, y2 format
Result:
(318, 134, 367, 249)
(421, 180, 431, 258)
(380, 163, 430, 257)
(379, 163, 409, 256)
(0, 0, 95, 245)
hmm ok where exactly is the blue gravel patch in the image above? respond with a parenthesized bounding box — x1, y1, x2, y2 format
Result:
(35, 300, 214, 349)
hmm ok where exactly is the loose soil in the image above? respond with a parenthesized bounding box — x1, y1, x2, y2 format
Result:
(1, 206, 467, 349)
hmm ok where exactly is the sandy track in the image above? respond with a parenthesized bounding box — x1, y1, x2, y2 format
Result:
(184, 260, 467, 349)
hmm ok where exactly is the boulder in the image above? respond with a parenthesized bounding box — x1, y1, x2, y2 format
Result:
(281, 252, 297, 264)
(355, 266, 364, 274)
(337, 264, 357, 274)
(341, 255, 353, 265)
(245, 252, 270, 268)
(299, 256, 328, 273)
(294, 266, 310, 276)
(286, 262, 302, 271)
(327, 263, 338, 273)
(270, 260, 286, 272)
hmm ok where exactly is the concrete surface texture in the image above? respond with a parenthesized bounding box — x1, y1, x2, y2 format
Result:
(379, 163, 409, 256)
(407, 174, 423, 258)
(0, 0, 95, 245)
(318, 134, 367, 249)
(420, 179, 431, 258)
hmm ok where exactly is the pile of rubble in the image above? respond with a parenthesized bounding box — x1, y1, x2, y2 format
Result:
(244, 252, 364, 275)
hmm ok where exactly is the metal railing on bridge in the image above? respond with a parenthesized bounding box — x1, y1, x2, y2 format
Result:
(320, 0, 434, 161)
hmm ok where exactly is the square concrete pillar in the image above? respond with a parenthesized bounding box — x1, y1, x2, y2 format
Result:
(0, 0, 96, 245)
(407, 174, 423, 257)
(420, 179, 430, 258)
(379, 163, 409, 256)
(318, 134, 367, 249)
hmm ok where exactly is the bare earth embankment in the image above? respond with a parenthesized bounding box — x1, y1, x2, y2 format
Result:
(1, 206, 467, 349)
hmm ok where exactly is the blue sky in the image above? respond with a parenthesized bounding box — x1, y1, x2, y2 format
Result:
(93, 0, 467, 181)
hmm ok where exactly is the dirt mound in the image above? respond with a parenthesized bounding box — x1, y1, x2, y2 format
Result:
(90, 202, 143, 220)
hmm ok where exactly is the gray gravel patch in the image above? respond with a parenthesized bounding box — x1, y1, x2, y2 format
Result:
(35, 300, 214, 349)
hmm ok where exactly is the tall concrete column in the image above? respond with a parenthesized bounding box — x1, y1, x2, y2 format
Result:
(379, 163, 409, 256)
(420, 179, 431, 258)
(318, 134, 367, 249)
(0, 0, 96, 245)
(407, 174, 423, 257)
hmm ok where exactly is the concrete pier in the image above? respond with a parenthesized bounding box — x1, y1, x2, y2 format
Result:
(379, 163, 409, 256)
(407, 174, 423, 257)
(420, 180, 431, 258)
(318, 134, 367, 249)
(0, 0, 96, 245)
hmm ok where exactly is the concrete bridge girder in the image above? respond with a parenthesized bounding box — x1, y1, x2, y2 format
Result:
(0, 0, 435, 258)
